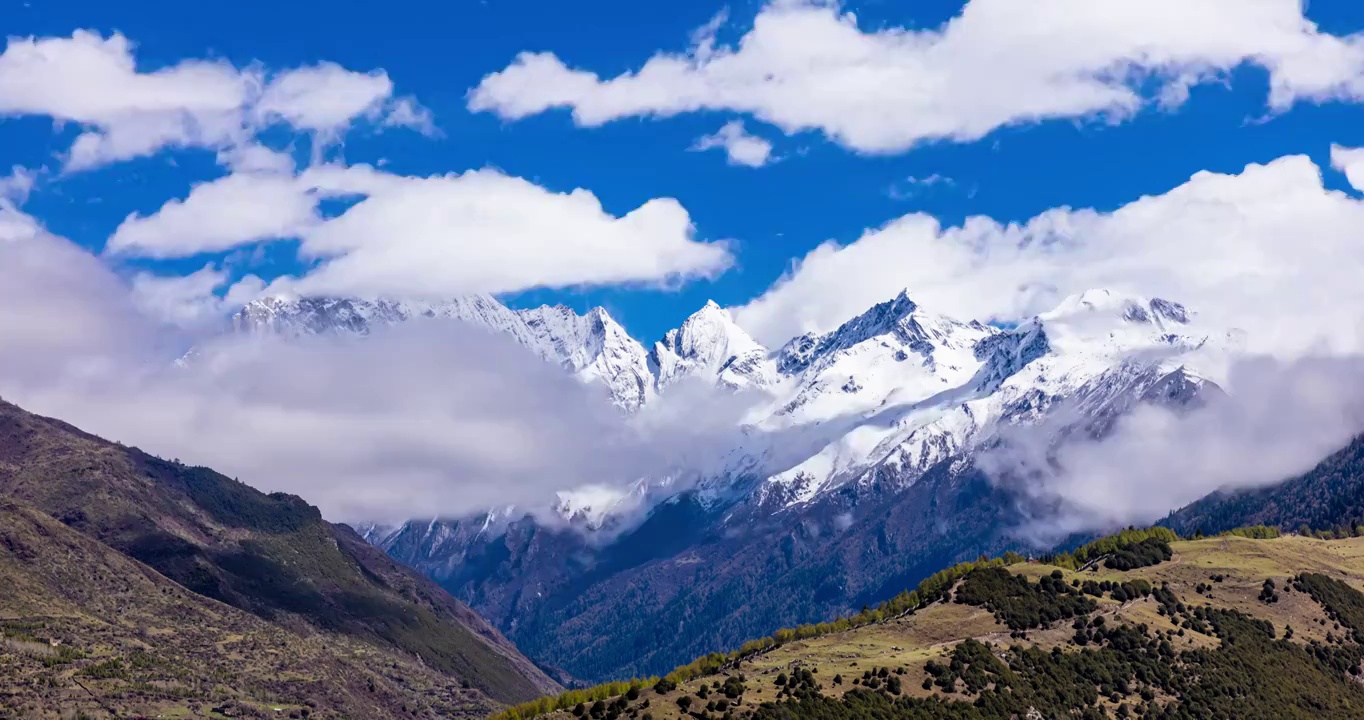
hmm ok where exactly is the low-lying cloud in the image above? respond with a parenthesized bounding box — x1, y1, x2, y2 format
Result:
(983, 355, 1364, 543)
(0, 203, 748, 523)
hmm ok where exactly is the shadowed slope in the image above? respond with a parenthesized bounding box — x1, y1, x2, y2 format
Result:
(0, 398, 559, 709)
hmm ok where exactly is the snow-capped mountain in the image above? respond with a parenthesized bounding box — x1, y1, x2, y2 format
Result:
(238, 287, 1226, 518)
(233, 286, 1237, 682)
(649, 301, 775, 392)
(229, 293, 786, 411)
(518, 305, 654, 411)
(692, 287, 1222, 510)
(234, 295, 540, 347)
(230, 295, 654, 410)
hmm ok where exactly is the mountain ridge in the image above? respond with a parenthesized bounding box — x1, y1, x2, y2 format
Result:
(297, 286, 1235, 681)
(496, 531, 1364, 720)
(0, 397, 560, 711)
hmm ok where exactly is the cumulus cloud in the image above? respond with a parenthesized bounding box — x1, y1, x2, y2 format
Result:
(0, 202, 165, 380)
(129, 265, 232, 328)
(0, 31, 250, 169)
(0, 30, 430, 171)
(1330, 142, 1364, 191)
(253, 63, 391, 133)
(107, 163, 733, 298)
(734, 154, 1364, 358)
(0, 166, 35, 204)
(109, 171, 319, 257)
(983, 355, 1364, 541)
(469, 0, 1364, 154)
(0, 206, 741, 523)
(691, 120, 774, 167)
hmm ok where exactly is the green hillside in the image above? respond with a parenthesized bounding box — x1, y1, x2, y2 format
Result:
(500, 532, 1364, 720)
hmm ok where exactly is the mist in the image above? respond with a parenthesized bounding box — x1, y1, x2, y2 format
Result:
(981, 355, 1364, 544)
(0, 205, 753, 523)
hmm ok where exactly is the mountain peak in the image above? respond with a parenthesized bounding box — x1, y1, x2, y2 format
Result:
(651, 300, 770, 390)
(516, 304, 654, 410)
(1043, 289, 1190, 327)
(776, 288, 956, 378)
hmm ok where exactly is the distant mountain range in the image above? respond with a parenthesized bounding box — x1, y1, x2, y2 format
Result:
(227, 286, 1238, 681)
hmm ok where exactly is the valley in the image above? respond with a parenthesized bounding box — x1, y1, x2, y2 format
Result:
(285, 287, 1228, 681)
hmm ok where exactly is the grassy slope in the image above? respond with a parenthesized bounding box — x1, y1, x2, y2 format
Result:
(0, 399, 559, 712)
(0, 499, 497, 719)
(533, 535, 1364, 719)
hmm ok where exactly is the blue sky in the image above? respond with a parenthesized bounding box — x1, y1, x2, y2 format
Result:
(8, 0, 1364, 344)
(10, 0, 1364, 522)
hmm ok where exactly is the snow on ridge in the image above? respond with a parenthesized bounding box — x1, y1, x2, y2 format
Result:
(236, 287, 1233, 521)
(650, 300, 775, 391)
(748, 288, 1228, 509)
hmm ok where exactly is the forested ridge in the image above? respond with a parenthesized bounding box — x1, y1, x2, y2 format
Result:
(494, 527, 1364, 720)
(1166, 434, 1364, 537)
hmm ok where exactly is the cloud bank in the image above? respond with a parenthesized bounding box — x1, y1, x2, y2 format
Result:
(109, 163, 733, 300)
(0, 201, 742, 522)
(734, 154, 1364, 359)
(983, 355, 1364, 541)
(0, 30, 431, 170)
(470, 0, 1364, 154)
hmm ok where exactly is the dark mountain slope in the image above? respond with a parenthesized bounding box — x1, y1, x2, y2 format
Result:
(1166, 435, 1364, 536)
(0, 398, 558, 705)
(0, 498, 512, 718)
(424, 459, 1024, 682)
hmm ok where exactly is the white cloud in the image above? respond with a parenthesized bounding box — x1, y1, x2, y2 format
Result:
(691, 120, 774, 167)
(108, 171, 319, 257)
(0, 203, 162, 376)
(107, 163, 733, 298)
(1330, 142, 1364, 191)
(985, 354, 1364, 540)
(0, 31, 431, 171)
(734, 154, 1364, 358)
(291, 166, 732, 297)
(887, 173, 955, 200)
(0, 208, 739, 522)
(0, 31, 251, 170)
(129, 265, 231, 328)
(382, 96, 438, 136)
(216, 144, 297, 175)
(253, 62, 431, 140)
(0, 166, 36, 204)
(470, 0, 1364, 154)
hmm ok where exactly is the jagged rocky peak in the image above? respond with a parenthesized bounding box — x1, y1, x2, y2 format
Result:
(971, 320, 1051, 394)
(517, 304, 655, 410)
(776, 289, 989, 378)
(650, 300, 773, 390)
